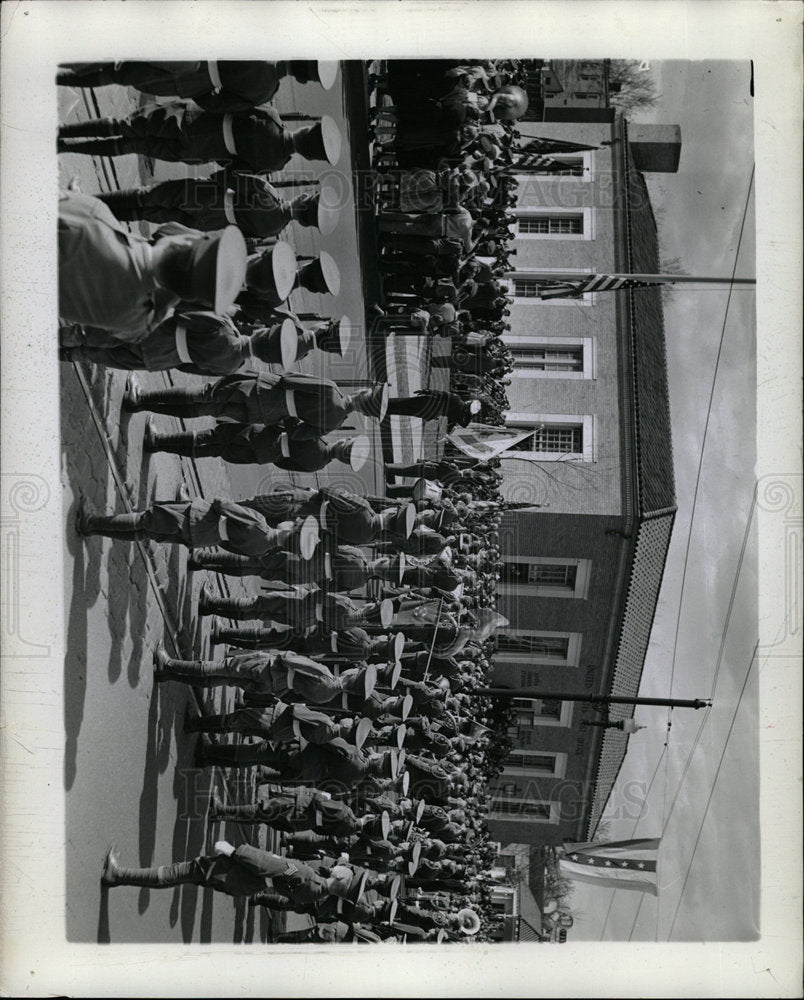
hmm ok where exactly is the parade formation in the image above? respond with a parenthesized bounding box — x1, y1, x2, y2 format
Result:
(59, 58, 536, 944)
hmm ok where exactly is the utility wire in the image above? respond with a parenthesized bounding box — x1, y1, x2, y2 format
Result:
(665, 643, 758, 940)
(665, 165, 755, 707)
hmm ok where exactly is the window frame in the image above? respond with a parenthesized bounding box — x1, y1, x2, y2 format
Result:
(503, 269, 596, 307)
(512, 206, 594, 241)
(495, 630, 582, 665)
(503, 413, 597, 462)
(489, 798, 561, 824)
(503, 335, 597, 380)
(502, 750, 568, 779)
(497, 557, 592, 600)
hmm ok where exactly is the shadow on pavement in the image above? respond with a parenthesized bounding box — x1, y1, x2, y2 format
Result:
(62, 417, 105, 791)
(97, 886, 111, 945)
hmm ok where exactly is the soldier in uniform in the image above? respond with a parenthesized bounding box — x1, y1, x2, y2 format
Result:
(124, 372, 389, 434)
(197, 583, 394, 633)
(96, 172, 341, 240)
(183, 699, 348, 745)
(152, 643, 381, 706)
(76, 495, 320, 561)
(143, 419, 372, 474)
(239, 487, 416, 547)
(58, 192, 246, 339)
(59, 310, 256, 376)
(187, 543, 405, 593)
(197, 735, 403, 792)
(208, 787, 369, 839)
(101, 840, 366, 908)
(57, 60, 338, 109)
(58, 103, 342, 174)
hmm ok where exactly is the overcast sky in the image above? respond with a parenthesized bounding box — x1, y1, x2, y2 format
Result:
(568, 60, 758, 941)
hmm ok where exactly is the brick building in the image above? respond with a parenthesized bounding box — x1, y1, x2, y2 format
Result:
(487, 113, 681, 846)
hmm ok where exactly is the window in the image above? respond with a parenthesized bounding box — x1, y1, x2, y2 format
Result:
(510, 345, 583, 371)
(490, 800, 552, 819)
(498, 635, 570, 659)
(504, 336, 596, 380)
(510, 696, 574, 728)
(497, 558, 592, 599)
(489, 799, 561, 824)
(500, 562, 577, 589)
(519, 215, 582, 236)
(513, 207, 593, 241)
(574, 91, 600, 100)
(502, 751, 568, 778)
(510, 425, 583, 455)
(503, 414, 596, 461)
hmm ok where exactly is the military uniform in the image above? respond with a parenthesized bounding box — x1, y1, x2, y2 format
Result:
(155, 647, 370, 705)
(58, 193, 174, 338)
(199, 584, 380, 632)
(57, 61, 288, 111)
(212, 787, 363, 837)
(147, 419, 341, 472)
(58, 103, 294, 174)
(97, 170, 296, 238)
(129, 371, 358, 434)
(79, 497, 297, 558)
(186, 700, 340, 744)
(209, 620, 388, 662)
(191, 544, 401, 591)
(62, 310, 251, 375)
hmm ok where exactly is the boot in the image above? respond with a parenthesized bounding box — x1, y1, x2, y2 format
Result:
(96, 188, 147, 223)
(78, 504, 145, 539)
(143, 420, 197, 456)
(101, 844, 197, 888)
(153, 643, 221, 683)
(191, 551, 257, 576)
(126, 385, 212, 417)
(198, 586, 262, 620)
(184, 710, 232, 735)
(59, 116, 121, 138)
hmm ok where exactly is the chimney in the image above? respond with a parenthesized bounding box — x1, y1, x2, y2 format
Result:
(628, 124, 681, 172)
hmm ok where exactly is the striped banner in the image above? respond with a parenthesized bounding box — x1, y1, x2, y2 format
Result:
(558, 837, 660, 896)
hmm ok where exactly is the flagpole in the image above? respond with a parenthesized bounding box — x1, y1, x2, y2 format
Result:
(524, 272, 756, 287)
(472, 688, 711, 709)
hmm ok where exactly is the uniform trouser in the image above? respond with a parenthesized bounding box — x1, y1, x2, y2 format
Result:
(97, 184, 295, 233)
(199, 740, 290, 770)
(127, 383, 235, 419)
(194, 549, 400, 588)
(106, 857, 215, 889)
(156, 651, 276, 689)
(81, 509, 195, 544)
(56, 62, 201, 90)
(200, 593, 366, 631)
(187, 708, 339, 744)
(95, 186, 205, 227)
(147, 425, 259, 464)
(60, 344, 157, 371)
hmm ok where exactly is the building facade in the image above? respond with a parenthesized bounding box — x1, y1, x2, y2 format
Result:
(487, 113, 680, 846)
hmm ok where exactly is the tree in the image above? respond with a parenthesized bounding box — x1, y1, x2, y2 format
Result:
(607, 60, 658, 117)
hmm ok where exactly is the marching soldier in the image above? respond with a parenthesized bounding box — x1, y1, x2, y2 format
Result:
(124, 372, 389, 434)
(58, 103, 342, 174)
(57, 60, 338, 109)
(58, 192, 246, 339)
(76, 495, 321, 560)
(143, 419, 372, 474)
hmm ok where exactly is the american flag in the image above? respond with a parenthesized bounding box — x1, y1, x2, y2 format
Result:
(558, 837, 660, 895)
(537, 273, 663, 299)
